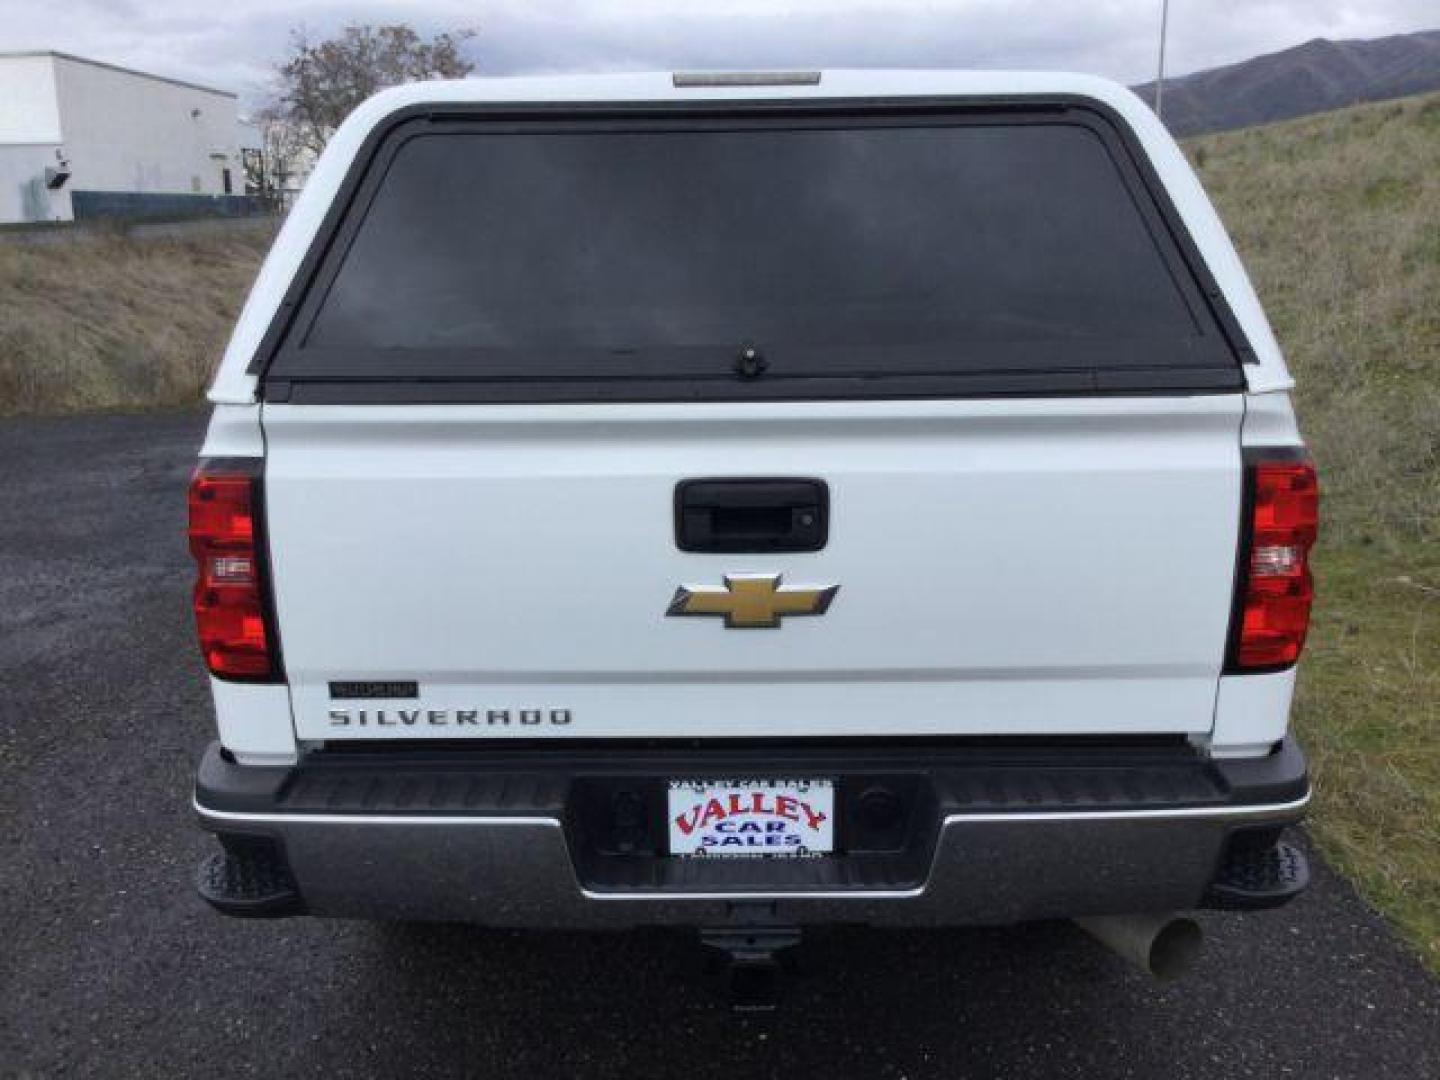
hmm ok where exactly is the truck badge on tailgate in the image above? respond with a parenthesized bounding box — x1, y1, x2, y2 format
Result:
(666, 573, 838, 629)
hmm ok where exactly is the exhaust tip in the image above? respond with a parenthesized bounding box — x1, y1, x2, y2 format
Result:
(1076, 913, 1203, 981)
(1148, 916, 1203, 981)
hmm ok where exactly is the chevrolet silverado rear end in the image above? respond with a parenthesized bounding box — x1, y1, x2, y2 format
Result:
(190, 71, 1315, 980)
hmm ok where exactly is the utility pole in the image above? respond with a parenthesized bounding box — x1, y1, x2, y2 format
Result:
(1155, 0, 1170, 120)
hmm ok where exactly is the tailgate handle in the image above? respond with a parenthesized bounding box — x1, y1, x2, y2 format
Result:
(675, 478, 828, 553)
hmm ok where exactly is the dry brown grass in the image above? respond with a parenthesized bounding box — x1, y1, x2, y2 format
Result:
(0, 226, 271, 415)
(1191, 92, 1440, 968)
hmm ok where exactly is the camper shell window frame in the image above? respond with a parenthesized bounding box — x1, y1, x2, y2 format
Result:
(253, 96, 1255, 405)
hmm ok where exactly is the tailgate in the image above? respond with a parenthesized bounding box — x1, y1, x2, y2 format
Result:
(262, 395, 1243, 740)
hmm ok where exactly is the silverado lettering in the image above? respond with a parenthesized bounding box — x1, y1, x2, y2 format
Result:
(327, 708, 573, 727)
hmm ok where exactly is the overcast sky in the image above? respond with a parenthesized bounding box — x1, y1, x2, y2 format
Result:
(1, 0, 1435, 109)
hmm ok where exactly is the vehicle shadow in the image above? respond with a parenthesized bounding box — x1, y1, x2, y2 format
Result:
(341, 917, 1184, 1077)
(228, 843, 1437, 1078)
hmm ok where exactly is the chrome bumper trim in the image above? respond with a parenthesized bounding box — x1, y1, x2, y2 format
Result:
(195, 793, 1308, 831)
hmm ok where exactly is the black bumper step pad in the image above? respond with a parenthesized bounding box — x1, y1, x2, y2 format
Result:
(1205, 840, 1310, 910)
(197, 840, 305, 918)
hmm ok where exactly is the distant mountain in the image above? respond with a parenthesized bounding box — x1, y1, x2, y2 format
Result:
(1132, 29, 1440, 136)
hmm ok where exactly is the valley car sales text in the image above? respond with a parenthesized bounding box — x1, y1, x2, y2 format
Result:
(673, 790, 829, 851)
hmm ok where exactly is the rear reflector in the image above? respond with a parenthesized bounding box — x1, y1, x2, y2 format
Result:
(1229, 452, 1319, 671)
(188, 460, 279, 681)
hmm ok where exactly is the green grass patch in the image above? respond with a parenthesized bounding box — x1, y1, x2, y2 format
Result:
(1193, 90, 1440, 968)
(1296, 540, 1440, 970)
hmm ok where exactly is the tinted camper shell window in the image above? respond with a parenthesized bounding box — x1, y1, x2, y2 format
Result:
(257, 99, 1250, 403)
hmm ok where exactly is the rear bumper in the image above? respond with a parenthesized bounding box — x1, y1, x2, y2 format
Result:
(194, 738, 1309, 927)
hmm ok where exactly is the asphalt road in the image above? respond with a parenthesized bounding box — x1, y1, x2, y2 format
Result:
(2, 411, 1438, 1079)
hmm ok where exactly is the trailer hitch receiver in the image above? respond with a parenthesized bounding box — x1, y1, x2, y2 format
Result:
(700, 923, 802, 1012)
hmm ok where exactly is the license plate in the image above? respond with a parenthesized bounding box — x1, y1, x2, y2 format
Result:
(667, 778, 835, 857)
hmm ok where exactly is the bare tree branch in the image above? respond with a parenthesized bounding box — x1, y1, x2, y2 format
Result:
(273, 24, 475, 156)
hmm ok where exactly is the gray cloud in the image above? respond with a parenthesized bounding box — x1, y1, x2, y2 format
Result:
(1, 0, 1435, 111)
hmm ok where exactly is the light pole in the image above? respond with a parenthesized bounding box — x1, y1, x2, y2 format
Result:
(1155, 0, 1170, 120)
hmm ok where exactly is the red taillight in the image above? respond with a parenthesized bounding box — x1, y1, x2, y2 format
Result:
(188, 460, 278, 680)
(1230, 453, 1319, 671)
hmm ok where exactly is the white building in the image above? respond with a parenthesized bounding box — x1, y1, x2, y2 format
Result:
(0, 51, 254, 224)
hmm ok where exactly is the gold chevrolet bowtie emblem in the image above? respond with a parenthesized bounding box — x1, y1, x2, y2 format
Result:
(666, 573, 839, 629)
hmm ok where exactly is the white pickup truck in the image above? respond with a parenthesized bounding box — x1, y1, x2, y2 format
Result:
(190, 70, 1317, 991)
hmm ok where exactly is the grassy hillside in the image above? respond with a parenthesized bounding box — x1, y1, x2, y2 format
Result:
(0, 93, 1435, 964)
(0, 226, 273, 415)
(1189, 92, 1440, 967)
